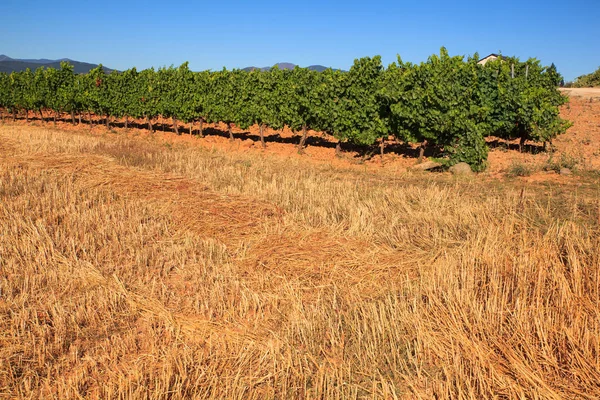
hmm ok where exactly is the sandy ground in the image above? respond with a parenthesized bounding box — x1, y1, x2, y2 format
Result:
(560, 87, 600, 99)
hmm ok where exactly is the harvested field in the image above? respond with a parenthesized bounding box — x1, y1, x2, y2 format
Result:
(1, 97, 600, 398)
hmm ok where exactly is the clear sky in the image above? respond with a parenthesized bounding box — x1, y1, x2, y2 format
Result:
(1, 0, 598, 81)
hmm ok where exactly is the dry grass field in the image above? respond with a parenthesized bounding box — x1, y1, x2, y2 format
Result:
(1, 101, 600, 398)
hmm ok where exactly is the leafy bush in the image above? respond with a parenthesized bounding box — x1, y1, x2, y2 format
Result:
(483, 58, 571, 147)
(572, 66, 600, 88)
(382, 49, 493, 170)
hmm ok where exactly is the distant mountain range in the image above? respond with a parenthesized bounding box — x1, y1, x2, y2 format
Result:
(0, 55, 340, 75)
(242, 62, 341, 72)
(0, 55, 114, 74)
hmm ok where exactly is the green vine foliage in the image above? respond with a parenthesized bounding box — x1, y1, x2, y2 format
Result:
(205, 68, 243, 126)
(156, 65, 180, 122)
(174, 63, 198, 124)
(383, 48, 491, 169)
(483, 57, 571, 144)
(243, 69, 286, 131)
(87, 65, 108, 116)
(0, 73, 9, 113)
(138, 68, 161, 120)
(332, 56, 388, 145)
(285, 67, 325, 133)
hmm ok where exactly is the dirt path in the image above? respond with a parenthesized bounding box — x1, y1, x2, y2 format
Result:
(560, 87, 600, 99)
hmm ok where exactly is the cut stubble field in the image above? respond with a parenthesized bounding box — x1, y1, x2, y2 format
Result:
(1, 95, 600, 399)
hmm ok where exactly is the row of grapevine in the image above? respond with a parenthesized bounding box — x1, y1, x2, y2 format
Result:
(0, 48, 570, 170)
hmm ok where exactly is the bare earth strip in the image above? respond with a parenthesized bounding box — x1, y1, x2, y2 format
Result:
(560, 87, 600, 99)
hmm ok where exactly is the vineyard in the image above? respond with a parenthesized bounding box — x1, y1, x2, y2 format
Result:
(0, 48, 570, 171)
(2, 56, 600, 397)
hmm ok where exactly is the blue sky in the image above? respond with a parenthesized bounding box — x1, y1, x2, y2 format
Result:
(1, 0, 598, 80)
